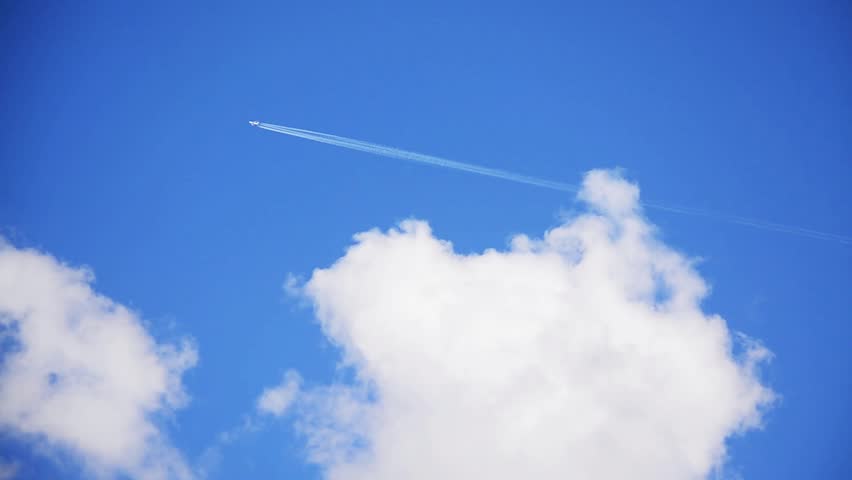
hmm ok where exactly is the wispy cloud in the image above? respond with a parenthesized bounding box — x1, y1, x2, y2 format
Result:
(257, 371, 302, 417)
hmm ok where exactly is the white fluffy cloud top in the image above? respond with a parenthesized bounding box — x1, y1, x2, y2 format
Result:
(285, 169, 775, 480)
(0, 241, 197, 479)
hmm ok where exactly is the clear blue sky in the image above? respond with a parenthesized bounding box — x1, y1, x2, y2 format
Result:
(1, 2, 851, 479)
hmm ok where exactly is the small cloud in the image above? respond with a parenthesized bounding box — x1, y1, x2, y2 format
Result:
(283, 273, 305, 298)
(257, 370, 302, 417)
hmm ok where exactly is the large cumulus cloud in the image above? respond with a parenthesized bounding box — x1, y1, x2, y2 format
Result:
(284, 169, 775, 480)
(0, 241, 196, 479)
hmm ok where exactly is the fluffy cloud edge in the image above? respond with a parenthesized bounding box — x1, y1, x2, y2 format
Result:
(0, 240, 197, 480)
(268, 169, 775, 480)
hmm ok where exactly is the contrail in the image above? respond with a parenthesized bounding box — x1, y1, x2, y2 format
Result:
(256, 123, 574, 192)
(253, 121, 851, 244)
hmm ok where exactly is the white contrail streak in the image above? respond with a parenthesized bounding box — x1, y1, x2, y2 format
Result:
(257, 123, 574, 192)
(254, 121, 851, 244)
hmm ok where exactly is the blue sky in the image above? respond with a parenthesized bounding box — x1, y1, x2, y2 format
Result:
(1, 2, 851, 479)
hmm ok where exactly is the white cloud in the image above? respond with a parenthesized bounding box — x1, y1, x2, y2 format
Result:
(0, 241, 197, 480)
(257, 370, 301, 417)
(579, 168, 640, 216)
(286, 169, 775, 480)
(198, 370, 302, 477)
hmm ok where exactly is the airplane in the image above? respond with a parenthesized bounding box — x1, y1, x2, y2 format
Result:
(248, 120, 259, 126)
